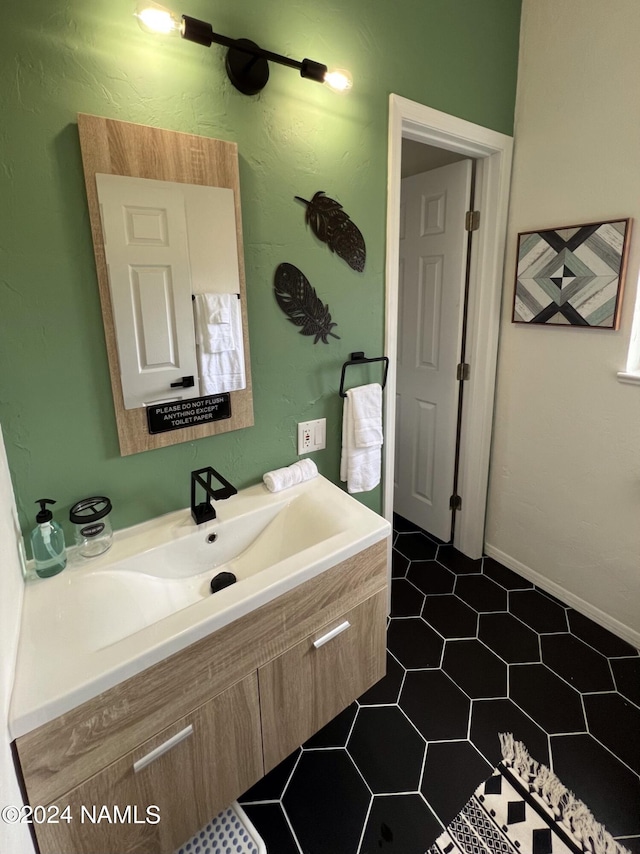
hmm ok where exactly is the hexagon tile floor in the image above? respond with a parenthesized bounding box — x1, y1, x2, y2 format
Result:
(238, 514, 640, 854)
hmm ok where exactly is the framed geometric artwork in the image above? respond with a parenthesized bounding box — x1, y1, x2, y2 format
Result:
(512, 219, 632, 328)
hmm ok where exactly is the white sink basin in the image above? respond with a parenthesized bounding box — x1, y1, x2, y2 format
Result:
(61, 490, 348, 652)
(10, 475, 390, 738)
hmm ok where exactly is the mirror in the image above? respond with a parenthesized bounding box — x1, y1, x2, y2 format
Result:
(95, 174, 243, 409)
(77, 114, 253, 456)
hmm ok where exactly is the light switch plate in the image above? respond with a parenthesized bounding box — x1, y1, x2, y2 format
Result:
(298, 418, 326, 454)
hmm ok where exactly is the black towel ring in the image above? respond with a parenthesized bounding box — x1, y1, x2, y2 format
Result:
(339, 351, 389, 398)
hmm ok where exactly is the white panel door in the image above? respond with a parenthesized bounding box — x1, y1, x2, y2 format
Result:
(394, 160, 472, 541)
(96, 174, 199, 410)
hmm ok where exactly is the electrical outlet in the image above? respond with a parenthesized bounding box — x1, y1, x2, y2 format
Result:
(298, 418, 326, 455)
(298, 422, 312, 452)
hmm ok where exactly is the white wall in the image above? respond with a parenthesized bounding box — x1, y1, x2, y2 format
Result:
(0, 425, 35, 854)
(486, 0, 640, 645)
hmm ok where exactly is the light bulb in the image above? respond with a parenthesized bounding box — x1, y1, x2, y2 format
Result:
(324, 68, 353, 93)
(135, 1, 182, 35)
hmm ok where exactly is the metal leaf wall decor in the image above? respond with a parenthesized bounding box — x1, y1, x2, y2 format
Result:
(294, 191, 366, 272)
(274, 263, 340, 344)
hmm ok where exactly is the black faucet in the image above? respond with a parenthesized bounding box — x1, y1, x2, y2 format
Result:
(190, 467, 238, 524)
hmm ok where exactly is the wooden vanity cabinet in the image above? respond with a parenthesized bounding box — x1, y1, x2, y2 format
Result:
(35, 675, 263, 854)
(15, 539, 388, 854)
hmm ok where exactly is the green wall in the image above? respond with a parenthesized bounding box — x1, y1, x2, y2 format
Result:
(0, 0, 521, 540)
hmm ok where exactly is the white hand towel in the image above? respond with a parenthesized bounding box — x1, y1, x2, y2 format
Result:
(340, 384, 383, 494)
(193, 294, 246, 395)
(350, 382, 383, 448)
(263, 459, 319, 493)
(193, 293, 235, 353)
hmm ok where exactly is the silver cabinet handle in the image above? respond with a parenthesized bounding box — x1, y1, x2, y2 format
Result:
(313, 620, 351, 649)
(133, 725, 193, 773)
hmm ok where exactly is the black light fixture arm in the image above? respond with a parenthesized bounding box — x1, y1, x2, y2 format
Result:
(181, 14, 328, 93)
(135, 4, 350, 94)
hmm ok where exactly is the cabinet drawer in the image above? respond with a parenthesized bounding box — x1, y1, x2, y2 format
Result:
(34, 674, 263, 854)
(259, 589, 387, 772)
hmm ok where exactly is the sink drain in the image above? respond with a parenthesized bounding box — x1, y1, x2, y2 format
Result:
(174, 801, 266, 854)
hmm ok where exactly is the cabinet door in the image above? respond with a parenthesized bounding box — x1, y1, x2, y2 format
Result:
(259, 590, 387, 773)
(35, 674, 263, 854)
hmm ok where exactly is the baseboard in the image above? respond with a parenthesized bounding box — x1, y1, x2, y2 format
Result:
(484, 543, 640, 652)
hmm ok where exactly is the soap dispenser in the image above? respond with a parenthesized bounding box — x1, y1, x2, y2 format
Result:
(31, 499, 67, 578)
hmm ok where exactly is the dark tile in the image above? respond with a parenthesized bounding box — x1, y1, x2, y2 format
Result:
(568, 610, 640, 658)
(239, 747, 300, 803)
(443, 639, 507, 699)
(358, 651, 405, 706)
(483, 557, 534, 590)
(617, 836, 640, 854)
(551, 734, 640, 837)
(347, 706, 425, 793)
(391, 578, 425, 617)
(437, 545, 483, 575)
(392, 516, 446, 546)
(282, 750, 370, 854)
(478, 612, 540, 664)
(510, 664, 585, 734)
(535, 587, 569, 608)
(387, 618, 444, 669)
(400, 670, 471, 741)
(509, 589, 568, 634)
(584, 693, 640, 774)
(541, 634, 614, 693)
(421, 740, 493, 825)
(455, 575, 508, 613)
(304, 702, 358, 749)
(393, 513, 423, 533)
(470, 698, 550, 767)
(392, 548, 410, 579)
(394, 532, 438, 561)
(241, 803, 300, 854)
(611, 657, 640, 707)
(407, 561, 455, 595)
(422, 595, 478, 639)
(360, 794, 442, 854)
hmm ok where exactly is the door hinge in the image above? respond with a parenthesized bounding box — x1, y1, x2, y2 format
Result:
(456, 362, 470, 381)
(449, 494, 462, 511)
(465, 210, 480, 231)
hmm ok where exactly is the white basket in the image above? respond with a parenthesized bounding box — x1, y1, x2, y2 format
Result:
(174, 801, 266, 854)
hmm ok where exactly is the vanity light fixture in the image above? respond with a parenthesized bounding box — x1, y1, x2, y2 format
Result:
(135, 1, 353, 95)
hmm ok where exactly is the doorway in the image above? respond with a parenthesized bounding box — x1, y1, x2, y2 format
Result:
(395, 150, 474, 543)
(384, 95, 513, 559)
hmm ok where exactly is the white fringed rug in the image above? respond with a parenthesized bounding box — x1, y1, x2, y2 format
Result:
(428, 734, 631, 854)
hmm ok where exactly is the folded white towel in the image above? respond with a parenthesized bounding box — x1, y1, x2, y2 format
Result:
(263, 459, 318, 493)
(205, 297, 230, 325)
(193, 294, 246, 395)
(350, 382, 383, 448)
(193, 293, 235, 353)
(340, 383, 383, 494)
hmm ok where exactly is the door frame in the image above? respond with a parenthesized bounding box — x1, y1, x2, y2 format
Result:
(384, 94, 513, 558)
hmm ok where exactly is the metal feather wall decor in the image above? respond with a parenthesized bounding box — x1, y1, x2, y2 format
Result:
(274, 263, 340, 344)
(294, 191, 366, 272)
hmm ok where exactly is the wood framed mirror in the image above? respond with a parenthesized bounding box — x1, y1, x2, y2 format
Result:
(78, 114, 253, 456)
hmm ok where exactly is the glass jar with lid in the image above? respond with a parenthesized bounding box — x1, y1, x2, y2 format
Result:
(69, 496, 113, 557)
